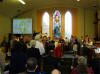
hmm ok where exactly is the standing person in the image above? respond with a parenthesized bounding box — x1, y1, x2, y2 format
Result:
(65, 37, 69, 47)
(42, 36, 48, 54)
(27, 40, 41, 60)
(73, 39, 78, 56)
(48, 37, 55, 51)
(65, 37, 70, 51)
(54, 39, 61, 58)
(10, 35, 20, 50)
(35, 34, 45, 55)
(19, 35, 27, 53)
(70, 35, 74, 50)
(85, 35, 89, 47)
(80, 36, 85, 47)
(11, 42, 27, 74)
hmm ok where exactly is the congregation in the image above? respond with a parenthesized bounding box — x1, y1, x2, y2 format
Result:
(0, 33, 100, 74)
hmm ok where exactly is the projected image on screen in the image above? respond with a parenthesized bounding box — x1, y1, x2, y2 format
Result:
(13, 18, 32, 34)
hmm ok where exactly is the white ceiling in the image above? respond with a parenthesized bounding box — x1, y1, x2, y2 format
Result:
(0, 0, 100, 17)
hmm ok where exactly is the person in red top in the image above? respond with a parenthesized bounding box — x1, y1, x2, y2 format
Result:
(71, 56, 94, 74)
(54, 45, 61, 58)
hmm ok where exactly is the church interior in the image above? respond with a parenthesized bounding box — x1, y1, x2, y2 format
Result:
(0, 0, 100, 74)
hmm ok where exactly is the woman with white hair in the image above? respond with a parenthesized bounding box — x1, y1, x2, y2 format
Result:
(71, 56, 94, 74)
(35, 34, 45, 55)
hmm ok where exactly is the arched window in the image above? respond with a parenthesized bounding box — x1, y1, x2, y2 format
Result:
(42, 12, 49, 36)
(53, 10, 61, 38)
(65, 11, 72, 40)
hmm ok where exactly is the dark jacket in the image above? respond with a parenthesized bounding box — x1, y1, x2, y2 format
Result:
(27, 47, 41, 60)
(11, 51, 27, 74)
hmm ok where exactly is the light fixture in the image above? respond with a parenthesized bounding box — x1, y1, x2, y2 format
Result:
(77, 0, 80, 2)
(18, 0, 26, 5)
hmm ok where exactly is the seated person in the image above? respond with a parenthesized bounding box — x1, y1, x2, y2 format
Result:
(91, 55, 100, 74)
(26, 57, 38, 74)
(19, 57, 45, 74)
(71, 56, 94, 74)
(51, 69, 61, 74)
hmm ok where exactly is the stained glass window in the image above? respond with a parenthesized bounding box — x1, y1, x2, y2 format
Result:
(42, 12, 49, 36)
(65, 11, 72, 40)
(53, 10, 61, 38)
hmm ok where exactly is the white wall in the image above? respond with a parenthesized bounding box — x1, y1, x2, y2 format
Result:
(98, 10, 100, 39)
(77, 8, 84, 38)
(16, 9, 37, 33)
(32, 9, 37, 32)
(78, 8, 96, 39)
(98, 9, 100, 19)
(16, 8, 96, 39)
(0, 14, 11, 42)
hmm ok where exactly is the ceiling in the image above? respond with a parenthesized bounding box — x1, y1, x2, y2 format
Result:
(0, 0, 100, 17)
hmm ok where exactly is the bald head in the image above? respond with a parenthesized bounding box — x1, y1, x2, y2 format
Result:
(51, 69, 61, 74)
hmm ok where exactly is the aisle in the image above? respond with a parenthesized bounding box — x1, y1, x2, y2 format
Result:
(59, 51, 77, 74)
